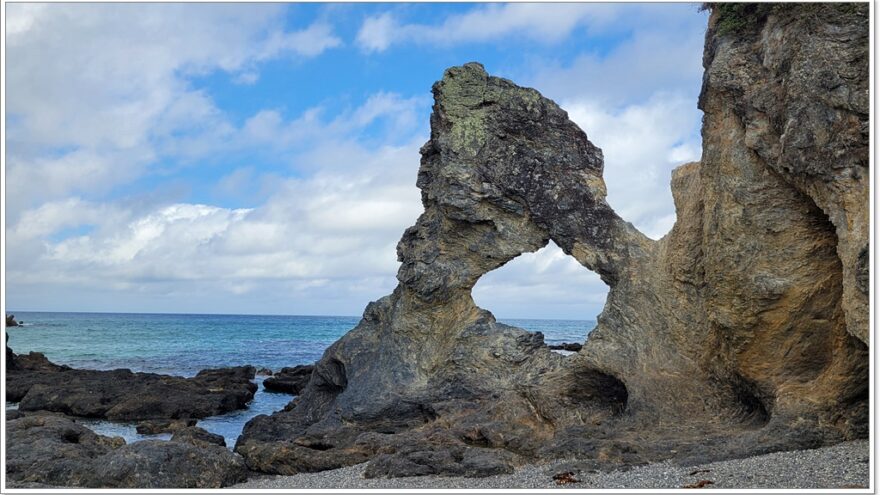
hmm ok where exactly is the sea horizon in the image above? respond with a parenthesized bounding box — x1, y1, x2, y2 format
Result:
(5, 309, 596, 322)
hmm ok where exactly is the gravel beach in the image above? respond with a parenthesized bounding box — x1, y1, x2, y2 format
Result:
(230, 440, 870, 490)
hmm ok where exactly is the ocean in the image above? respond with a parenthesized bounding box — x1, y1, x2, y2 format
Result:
(5, 311, 594, 447)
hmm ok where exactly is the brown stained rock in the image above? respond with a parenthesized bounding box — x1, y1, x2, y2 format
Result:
(683, 479, 715, 489)
(237, 5, 868, 477)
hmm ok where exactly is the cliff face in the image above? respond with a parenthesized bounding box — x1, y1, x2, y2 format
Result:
(237, 4, 869, 477)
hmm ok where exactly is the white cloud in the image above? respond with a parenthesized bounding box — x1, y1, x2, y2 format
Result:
(6, 90, 427, 314)
(259, 22, 342, 58)
(473, 242, 608, 320)
(356, 13, 396, 52)
(5, 4, 342, 223)
(355, 3, 703, 53)
(561, 94, 701, 240)
(356, 4, 621, 52)
(5, 3, 709, 319)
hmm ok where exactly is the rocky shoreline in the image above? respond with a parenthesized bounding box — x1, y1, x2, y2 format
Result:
(4, 3, 870, 489)
(5, 341, 270, 488)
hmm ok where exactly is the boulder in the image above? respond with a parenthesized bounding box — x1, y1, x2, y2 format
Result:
(6, 314, 19, 327)
(5, 412, 247, 488)
(263, 365, 314, 395)
(237, 7, 868, 475)
(135, 419, 197, 435)
(170, 426, 226, 448)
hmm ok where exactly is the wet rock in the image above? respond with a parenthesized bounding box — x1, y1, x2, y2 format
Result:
(5, 412, 247, 488)
(6, 314, 19, 327)
(263, 365, 313, 395)
(7, 350, 256, 420)
(256, 367, 274, 376)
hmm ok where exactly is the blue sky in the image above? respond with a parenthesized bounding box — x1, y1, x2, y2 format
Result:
(5, 3, 708, 319)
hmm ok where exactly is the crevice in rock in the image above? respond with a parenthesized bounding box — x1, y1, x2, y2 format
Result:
(727, 372, 772, 427)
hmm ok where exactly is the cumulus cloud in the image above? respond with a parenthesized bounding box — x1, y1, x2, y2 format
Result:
(563, 94, 702, 239)
(6, 3, 709, 319)
(5, 3, 342, 222)
(6, 90, 427, 314)
(473, 242, 608, 320)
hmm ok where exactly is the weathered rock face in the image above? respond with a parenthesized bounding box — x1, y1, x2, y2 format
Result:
(7, 348, 257, 420)
(700, 3, 870, 346)
(5, 413, 248, 488)
(237, 4, 868, 477)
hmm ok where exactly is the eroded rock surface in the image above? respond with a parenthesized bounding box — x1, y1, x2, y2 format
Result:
(5, 412, 247, 488)
(6, 346, 257, 420)
(247, 4, 864, 479)
(263, 364, 314, 395)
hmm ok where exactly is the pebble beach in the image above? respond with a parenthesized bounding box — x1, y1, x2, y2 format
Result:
(230, 440, 871, 490)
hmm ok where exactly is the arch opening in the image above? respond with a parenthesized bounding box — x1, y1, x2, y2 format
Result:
(471, 240, 609, 350)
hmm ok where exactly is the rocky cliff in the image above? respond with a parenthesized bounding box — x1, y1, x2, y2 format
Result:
(237, 4, 869, 477)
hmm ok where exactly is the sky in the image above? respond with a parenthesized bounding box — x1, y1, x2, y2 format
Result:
(4, 3, 709, 319)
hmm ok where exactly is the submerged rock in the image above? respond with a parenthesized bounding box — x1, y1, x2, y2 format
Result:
(237, 5, 868, 476)
(5, 412, 247, 488)
(6, 348, 257, 420)
(263, 364, 314, 395)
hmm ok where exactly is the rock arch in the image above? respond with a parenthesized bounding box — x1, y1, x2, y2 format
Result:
(237, 33, 867, 476)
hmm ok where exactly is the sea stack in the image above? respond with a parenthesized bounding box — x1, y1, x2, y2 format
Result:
(236, 4, 868, 477)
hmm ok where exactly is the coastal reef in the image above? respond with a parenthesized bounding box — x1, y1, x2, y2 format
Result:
(237, 4, 869, 478)
(7, 348, 257, 420)
(6, 411, 247, 488)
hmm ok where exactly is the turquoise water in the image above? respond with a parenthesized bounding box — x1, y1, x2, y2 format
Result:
(6, 311, 594, 447)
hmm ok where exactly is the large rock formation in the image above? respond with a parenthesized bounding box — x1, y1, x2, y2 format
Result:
(238, 3, 868, 478)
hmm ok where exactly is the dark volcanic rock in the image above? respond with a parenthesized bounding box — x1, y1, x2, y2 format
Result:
(89, 440, 246, 488)
(5, 412, 247, 488)
(171, 426, 226, 448)
(548, 343, 582, 352)
(6, 314, 19, 327)
(7, 348, 256, 420)
(364, 446, 516, 478)
(263, 365, 314, 395)
(135, 419, 197, 435)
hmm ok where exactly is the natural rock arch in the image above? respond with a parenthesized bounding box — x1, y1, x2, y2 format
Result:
(237, 13, 868, 474)
(470, 240, 608, 327)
